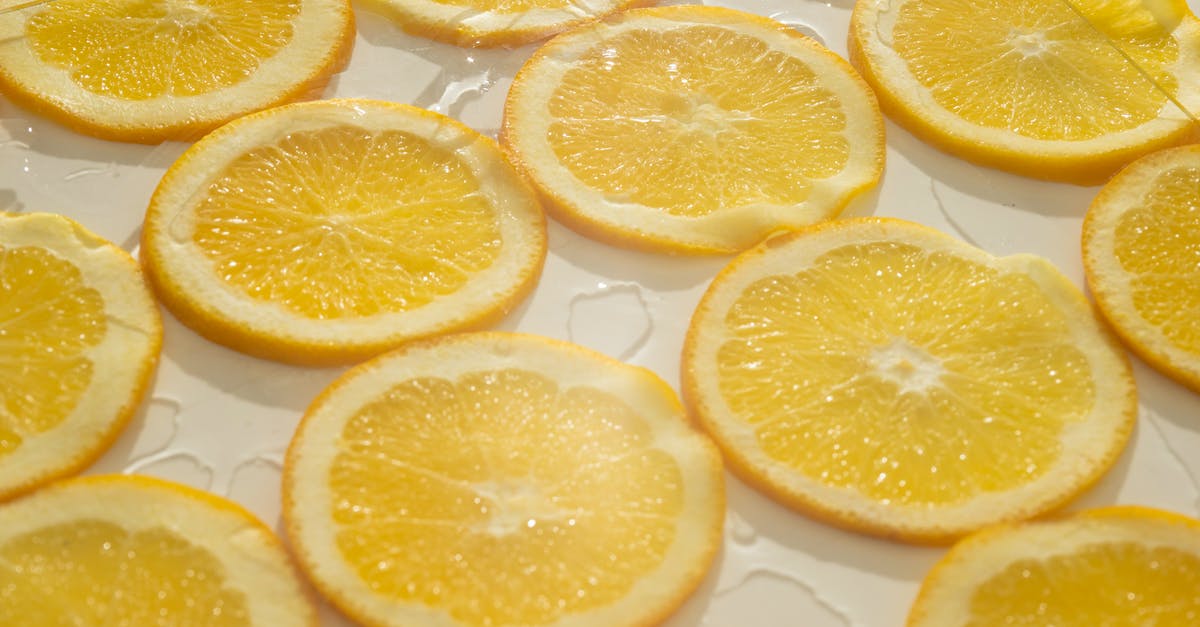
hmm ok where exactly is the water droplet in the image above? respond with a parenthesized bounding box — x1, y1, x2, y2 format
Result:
(567, 282, 654, 360)
(123, 449, 215, 491)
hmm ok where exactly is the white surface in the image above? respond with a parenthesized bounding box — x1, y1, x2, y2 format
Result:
(2, 1, 1199, 625)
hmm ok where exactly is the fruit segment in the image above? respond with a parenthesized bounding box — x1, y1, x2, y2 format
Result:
(0, 213, 161, 502)
(284, 333, 724, 627)
(330, 369, 683, 625)
(0, 246, 103, 448)
(1084, 144, 1200, 392)
(909, 506, 1200, 625)
(142, 99, 547, 366)
(26, 0, 303, 99)
(547, 24, 849, 217)
(192, 127, 501, 320)
(430, 0, 572, 11)
(0, 0, 354, 142)
(684, 218, 1135, 542)
(361, 0, 639, 47)
(718, 241, 1094, 507)
(0, 475, 315, 625)
(850, 0, 1200, 182)
(0, 520, 251, 624)
(1067, 0, 1200, 121)
(504, 5, 884, 253)
(967, 542, 1200, 623)
(890, 0, 1179, 140)
(1114, 164, 1200, 350)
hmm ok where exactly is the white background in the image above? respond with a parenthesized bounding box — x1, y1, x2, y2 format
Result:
(1, 0, 1198, 625)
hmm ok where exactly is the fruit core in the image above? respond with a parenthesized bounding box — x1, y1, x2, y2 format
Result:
(868, 337, 945, 394)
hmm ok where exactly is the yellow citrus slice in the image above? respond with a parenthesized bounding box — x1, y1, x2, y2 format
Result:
(0, 474, 316, 625)
(502, 5, 885, 254)
(360, 0, 648, 47)
(908, 506, 1200, 625)
(849, 0, 1200, 184)
(0, 0, 354, 143)
(0, 213, 161, 502)
(141, 99, 547, 366)
(682, 217, 1136, 543)
(283, 332, 724, 627)
(1083, 144, 1200, 393)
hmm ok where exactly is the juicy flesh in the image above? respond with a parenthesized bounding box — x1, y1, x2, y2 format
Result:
(26, 0, 302, 100)
(430, 0, 572, 12)
(191, 127, 501, 320)
(1114, 165, 1200, 353)
(717, 242, 1095, 506)
(0, 246, 103, 459)
(967, 542, 1200, 624)
(548, 25, 849, 217)
(891, 0, 1180, 140)
(330, 369, 683, 625)
(0, 519, 249, 625)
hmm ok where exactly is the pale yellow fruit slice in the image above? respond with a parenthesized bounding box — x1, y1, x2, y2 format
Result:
(682, 217, 1135, 543)
(1084, 144, 1200, 393)
(849, 0, 1200, 184)
(0, 474, 316, 625)
(0, 212, 161, 502)
(283, 332, 724, 627)
(360, 0, 648, 47)
(502, 5, 885, 254)
(141, 99, 547, 366)
(908, 506, 1200, 625)
(0, 0, 355, 143)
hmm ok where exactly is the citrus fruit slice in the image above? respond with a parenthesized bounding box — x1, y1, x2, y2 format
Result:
(0, 474, 316, 625)
(1083, 144, 1200, 393)
(360, 0, 646, 47)
(0, 0, 354, 143)
(682, 217, 1136, 543)
(0, 212, 161, 502)
(283, 332, 724, 627)
(141, 99, 547, 366)
(849, 0, 1200, 184)
(908, 506, 1200, 625)
(502, 5, 885, 254)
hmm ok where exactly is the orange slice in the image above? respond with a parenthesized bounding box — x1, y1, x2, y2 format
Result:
(0, 474, 316, 624)
(360, 0, 648, 47)
(283, 332, 724, 626)
(0, 0, 355, 143)
(0, 212, 161, 502)
(908, 506, 1200, 625)
(1083, 144, 1200, 392)
(849, 0, 1200, 184)
(502, 5, 885, 254)
(141, 99, 547, 366)
(682, 217, 1135, 543)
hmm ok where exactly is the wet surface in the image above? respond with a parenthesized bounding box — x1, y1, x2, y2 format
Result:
(0, 0, 1197, 625)
(567, 282, 654, 361)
